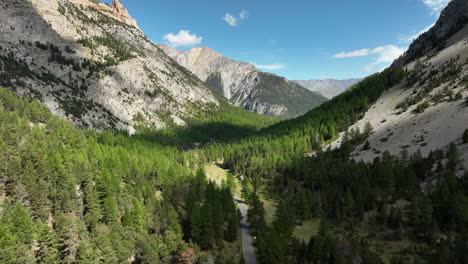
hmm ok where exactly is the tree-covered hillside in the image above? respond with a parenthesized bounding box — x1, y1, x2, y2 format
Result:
(203, 67, 405, 184)
(200, 63, 468, 263)
(0, 87, 242, 263)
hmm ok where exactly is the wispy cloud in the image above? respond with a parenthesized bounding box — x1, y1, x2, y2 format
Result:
(420, 0, 451, 13)
(223, 13, 238, 27)
(253, 63, 286, 70)
(163, 30, 202, 48)
(223, 10, 249, 27)
(334, 45, 406, 72)
(240, 10, 249, 20)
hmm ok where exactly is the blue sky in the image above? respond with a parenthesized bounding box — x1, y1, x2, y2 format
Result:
(103, 0, 451, 80)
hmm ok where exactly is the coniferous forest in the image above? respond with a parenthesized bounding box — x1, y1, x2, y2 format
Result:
(0, 87, 244, 263)
(2, 61, 468, 264)
(1, 58, 468, 264)
(1, 0, 468, 262)
(200, 68, 468, 264)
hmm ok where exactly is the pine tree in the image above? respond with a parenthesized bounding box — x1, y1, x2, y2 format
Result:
(190, 205, 203, 245)
(343, 188, 355, 217)
(452, 192, 468, 224)
(212, 198, 225, 247)
(273, 201, 294, 242)
(363, 140, 371, 150)
(7, 203, 36, 244)
(102, 196, 118, 224)
(248, 192, 266, 231)
(36, 226, 61, 264)
(225, 213, 239, 242)
(363, 122, 374, 138)
(293, 192, 309, 224)
(241, 177, 253, 203)
(446, 142, 460, 172)
(200, 202, 215, 249)
(463, 129, 468, 144)
(76, 240, 99, 264)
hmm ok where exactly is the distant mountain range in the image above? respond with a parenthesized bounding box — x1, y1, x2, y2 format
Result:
(293, 79, 362, 99)
(158, 45, 328, 118)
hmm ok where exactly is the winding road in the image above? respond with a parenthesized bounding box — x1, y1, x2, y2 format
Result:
(206, 173, 258, 264)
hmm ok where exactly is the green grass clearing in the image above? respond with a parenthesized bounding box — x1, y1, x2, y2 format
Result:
(204, 163, 242, 197)
(294, 219, 320, 243)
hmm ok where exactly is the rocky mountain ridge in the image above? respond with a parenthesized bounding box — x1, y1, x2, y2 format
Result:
(393, 0, 468, 67)
(158, 45, 328, 118)
(0, 0, 219, 133)
(293, 78, 362, 99)
(111, 0, 139, 28)
(329, 0, 468, 170)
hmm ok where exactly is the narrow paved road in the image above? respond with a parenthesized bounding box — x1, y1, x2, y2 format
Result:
(233, 194, 258, 264)
(206, 173, 258, 264)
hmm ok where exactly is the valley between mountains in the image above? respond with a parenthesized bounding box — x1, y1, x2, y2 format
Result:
(1, 0, 468, 263)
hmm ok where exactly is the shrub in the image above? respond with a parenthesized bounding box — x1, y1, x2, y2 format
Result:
(414, 101, 430, 114)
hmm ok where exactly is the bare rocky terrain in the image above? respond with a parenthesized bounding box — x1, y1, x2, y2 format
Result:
(0, 0, 219, 133)
(329, 22, 468, 170)
(158, 45, 327, 118)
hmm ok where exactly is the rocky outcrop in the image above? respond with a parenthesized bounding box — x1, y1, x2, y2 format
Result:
(393, 0, 468, 66)
(111, 0, 138, 29)
(158, 45, 327, 118)
(0, 0, 218, 132)
(65, 0, 139, 29)
(293, 79, 362, 99)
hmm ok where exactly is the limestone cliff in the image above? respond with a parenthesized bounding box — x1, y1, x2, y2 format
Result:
(111, 0, 138, 29)
(0, 0, 218, 132)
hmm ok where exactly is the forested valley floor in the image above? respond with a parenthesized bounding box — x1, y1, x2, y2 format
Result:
(2, 63, 468, 264)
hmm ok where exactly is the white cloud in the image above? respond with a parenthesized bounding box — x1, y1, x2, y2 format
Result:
(421, 0, 451, 13)
(404, 22, 436, 43)
(240, 10, 249, 20)
(223, 10, 249, 26)
(163, 30, 203, 48)
(223, 13, 238, 27)
(334, 49, 376, 58)
(253, 63, 286, 70)
(334, 45, 406, 72)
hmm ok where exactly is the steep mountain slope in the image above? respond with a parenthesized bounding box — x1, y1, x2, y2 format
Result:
(0, 0, 219, 133)
(328, 0, 468, 168)
(0, 86, 245, 263)
(293, 78, 362, 98)
(158, 45, 328, 118)
(201, 2, 468, 262)
(393, 0, 468, 67)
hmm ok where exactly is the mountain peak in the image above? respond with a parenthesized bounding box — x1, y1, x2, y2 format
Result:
(160, 45, 327, 117)
(393, 0, 468, 66)
(111, 0, 138, 28)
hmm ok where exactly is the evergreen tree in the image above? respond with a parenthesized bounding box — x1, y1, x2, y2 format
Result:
(273, 201, 294, 243)
(463, 129, 468, 144)
(446, 142, 460, 172)
(36, 226, 61, 264)
(364, 122, 374, 138)
(343, 188, 355, 218)
(225, 212, 239, 242)
(248, 192, 266, 231)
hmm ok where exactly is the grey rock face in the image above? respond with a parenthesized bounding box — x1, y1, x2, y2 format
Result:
(0, 0, 218, 133)
(158, 45, 327, 118)
(392, 0, 468, 67)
